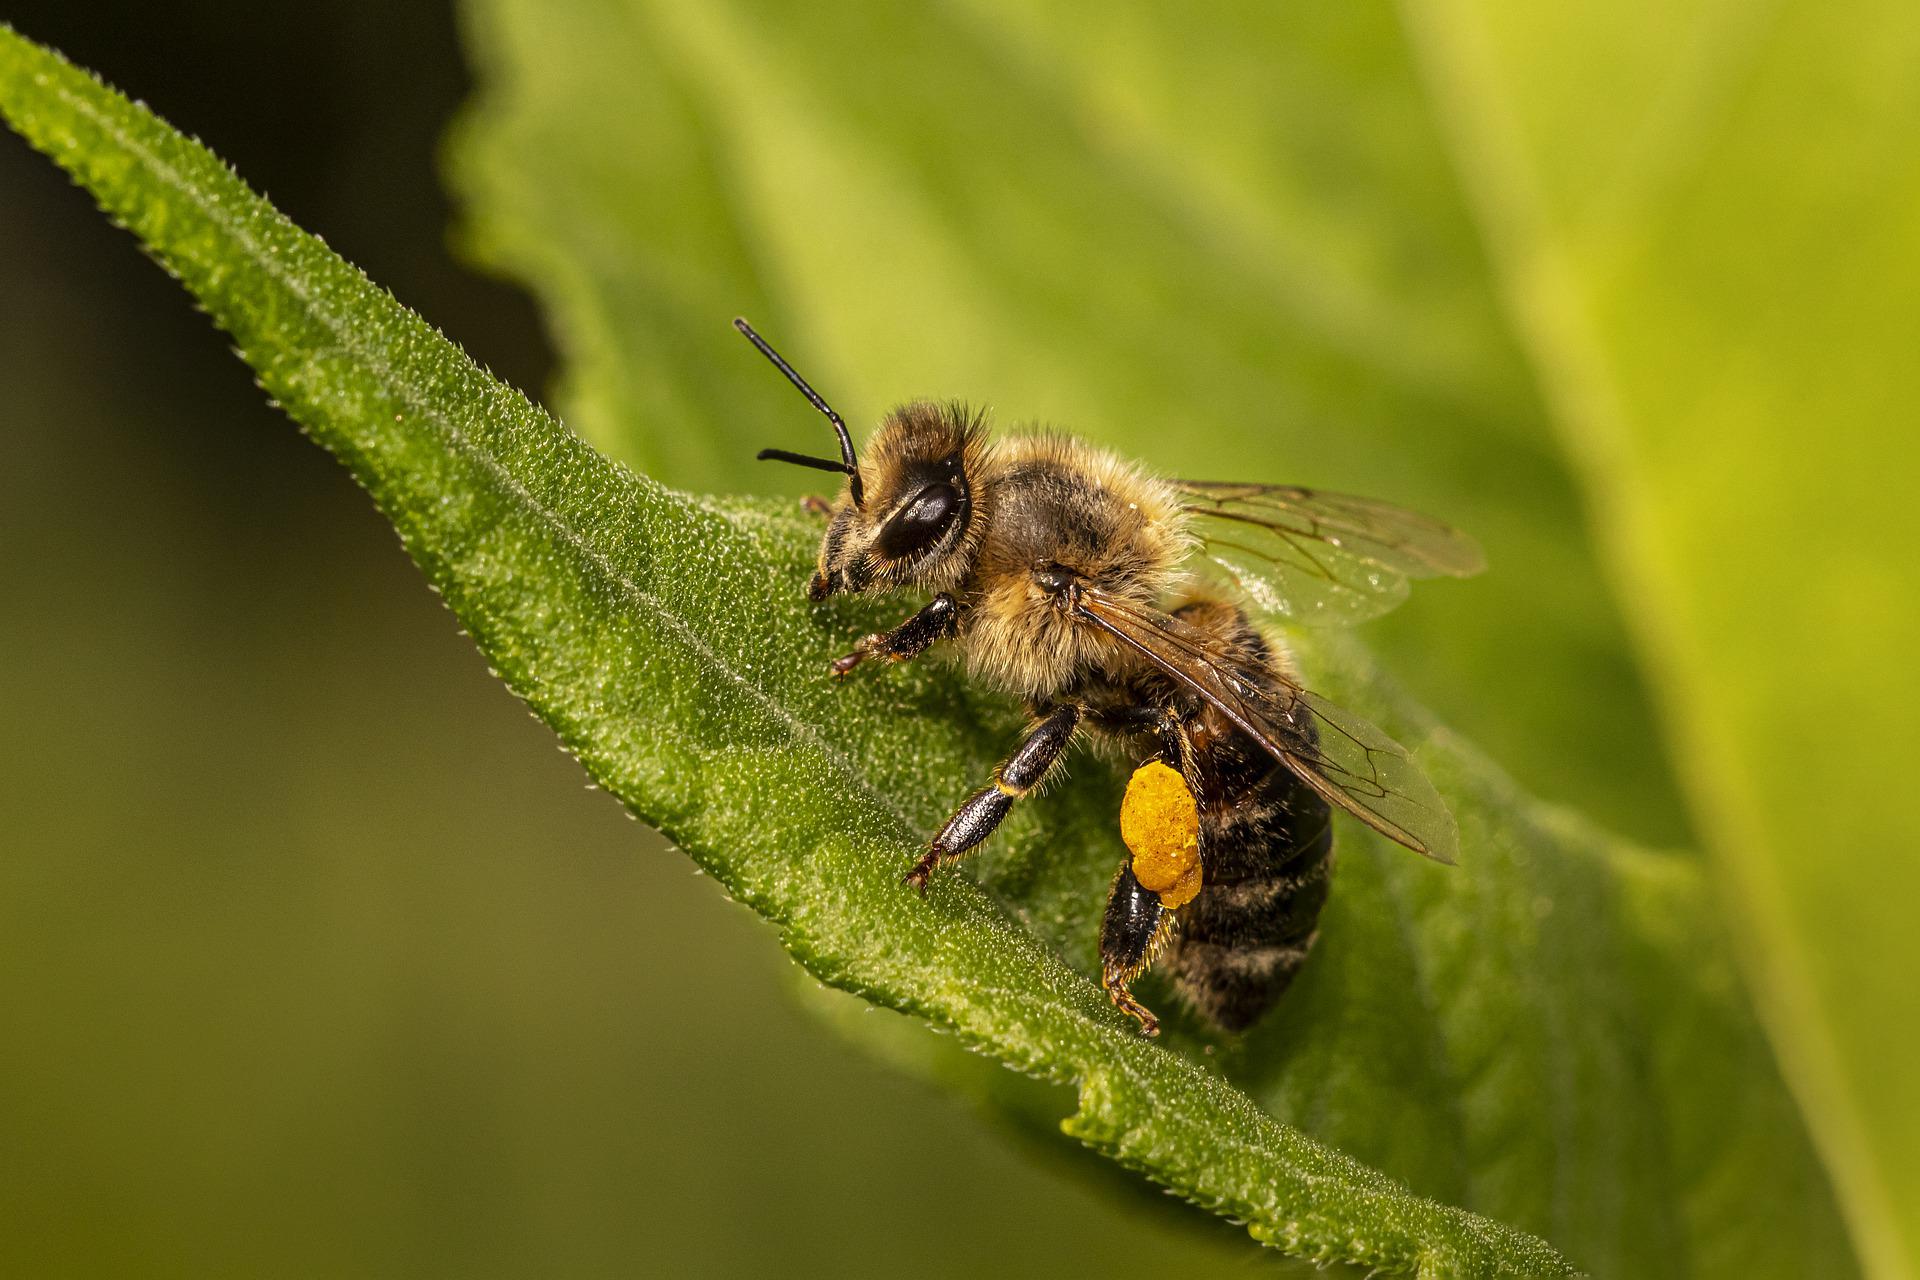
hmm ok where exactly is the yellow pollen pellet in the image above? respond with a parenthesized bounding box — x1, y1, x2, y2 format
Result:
(1120, 761, 1202, 909)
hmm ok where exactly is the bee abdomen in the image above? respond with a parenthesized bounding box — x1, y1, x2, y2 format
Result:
(1165, 772, 1333, 1032)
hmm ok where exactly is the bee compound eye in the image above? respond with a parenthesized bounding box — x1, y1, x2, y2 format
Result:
(875, 481, 962, 562)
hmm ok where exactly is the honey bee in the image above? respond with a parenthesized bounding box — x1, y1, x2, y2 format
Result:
(737, 319, 1483, 1036)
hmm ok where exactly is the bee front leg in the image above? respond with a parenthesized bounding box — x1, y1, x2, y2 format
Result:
(831, 592, 959, 678)
(905, 704, 1081, 892)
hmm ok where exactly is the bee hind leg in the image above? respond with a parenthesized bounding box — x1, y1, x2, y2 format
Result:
(905, 704, 1081, 892)
(1100, 864, 1175, 1037)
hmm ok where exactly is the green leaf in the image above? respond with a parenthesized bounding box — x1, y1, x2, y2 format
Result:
(0, 20, 1851, 1280)
(1400, 0, 1920, 1272)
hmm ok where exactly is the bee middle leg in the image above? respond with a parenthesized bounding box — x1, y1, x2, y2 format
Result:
(831, 592, 959, 678)
(904, 704, 1081, 893)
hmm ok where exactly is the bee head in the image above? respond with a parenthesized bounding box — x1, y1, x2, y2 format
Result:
(803, 402, 980, 599)
(737, 319, 981, 601)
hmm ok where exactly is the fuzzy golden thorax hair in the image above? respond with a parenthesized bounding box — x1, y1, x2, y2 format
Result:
(956, 432, 1193, 701)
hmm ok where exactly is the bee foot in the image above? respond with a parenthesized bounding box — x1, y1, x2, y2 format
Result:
(830, 635, 886, 678)
(1103, 978, 1162, 1038)
(902, 851, 942, 895)
(800, 495, 833, 516)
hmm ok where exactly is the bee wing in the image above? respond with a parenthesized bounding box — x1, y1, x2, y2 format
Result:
(1176, 481, 1485, 626)
(1073, 586, 1460, 863)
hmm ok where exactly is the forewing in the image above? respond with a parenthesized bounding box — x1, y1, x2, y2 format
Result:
(1178, 481, 1485, 626)
(1074, 588, 1459, 862)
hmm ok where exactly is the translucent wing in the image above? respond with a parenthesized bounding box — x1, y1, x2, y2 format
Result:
(1177, 481, 1485, 626)
(1073, 586, 1459, 862)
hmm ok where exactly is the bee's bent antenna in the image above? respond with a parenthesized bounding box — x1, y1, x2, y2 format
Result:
(755, 447, 855, 475)
(735, 317, 864, 507)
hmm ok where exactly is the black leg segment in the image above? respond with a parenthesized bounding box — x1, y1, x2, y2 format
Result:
(904, 704, 1081, 892)
(926, 786, 1015, 864)
(1100, 863, 1171, 1037)
(999, 703, 1080, 789)
(831, 593, 960, 677)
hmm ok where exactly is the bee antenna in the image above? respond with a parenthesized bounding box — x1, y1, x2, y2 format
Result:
(756, 448, 858, 476)
(734, 317, 864, 506)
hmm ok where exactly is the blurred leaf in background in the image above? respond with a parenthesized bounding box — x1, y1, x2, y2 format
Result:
(1403, 3, 1920, 1274)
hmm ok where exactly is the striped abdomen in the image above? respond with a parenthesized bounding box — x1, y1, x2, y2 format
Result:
(1161, 611, 1334, 1031)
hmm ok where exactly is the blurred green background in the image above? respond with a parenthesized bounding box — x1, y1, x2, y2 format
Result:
(4, 0, 1917, 1275)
